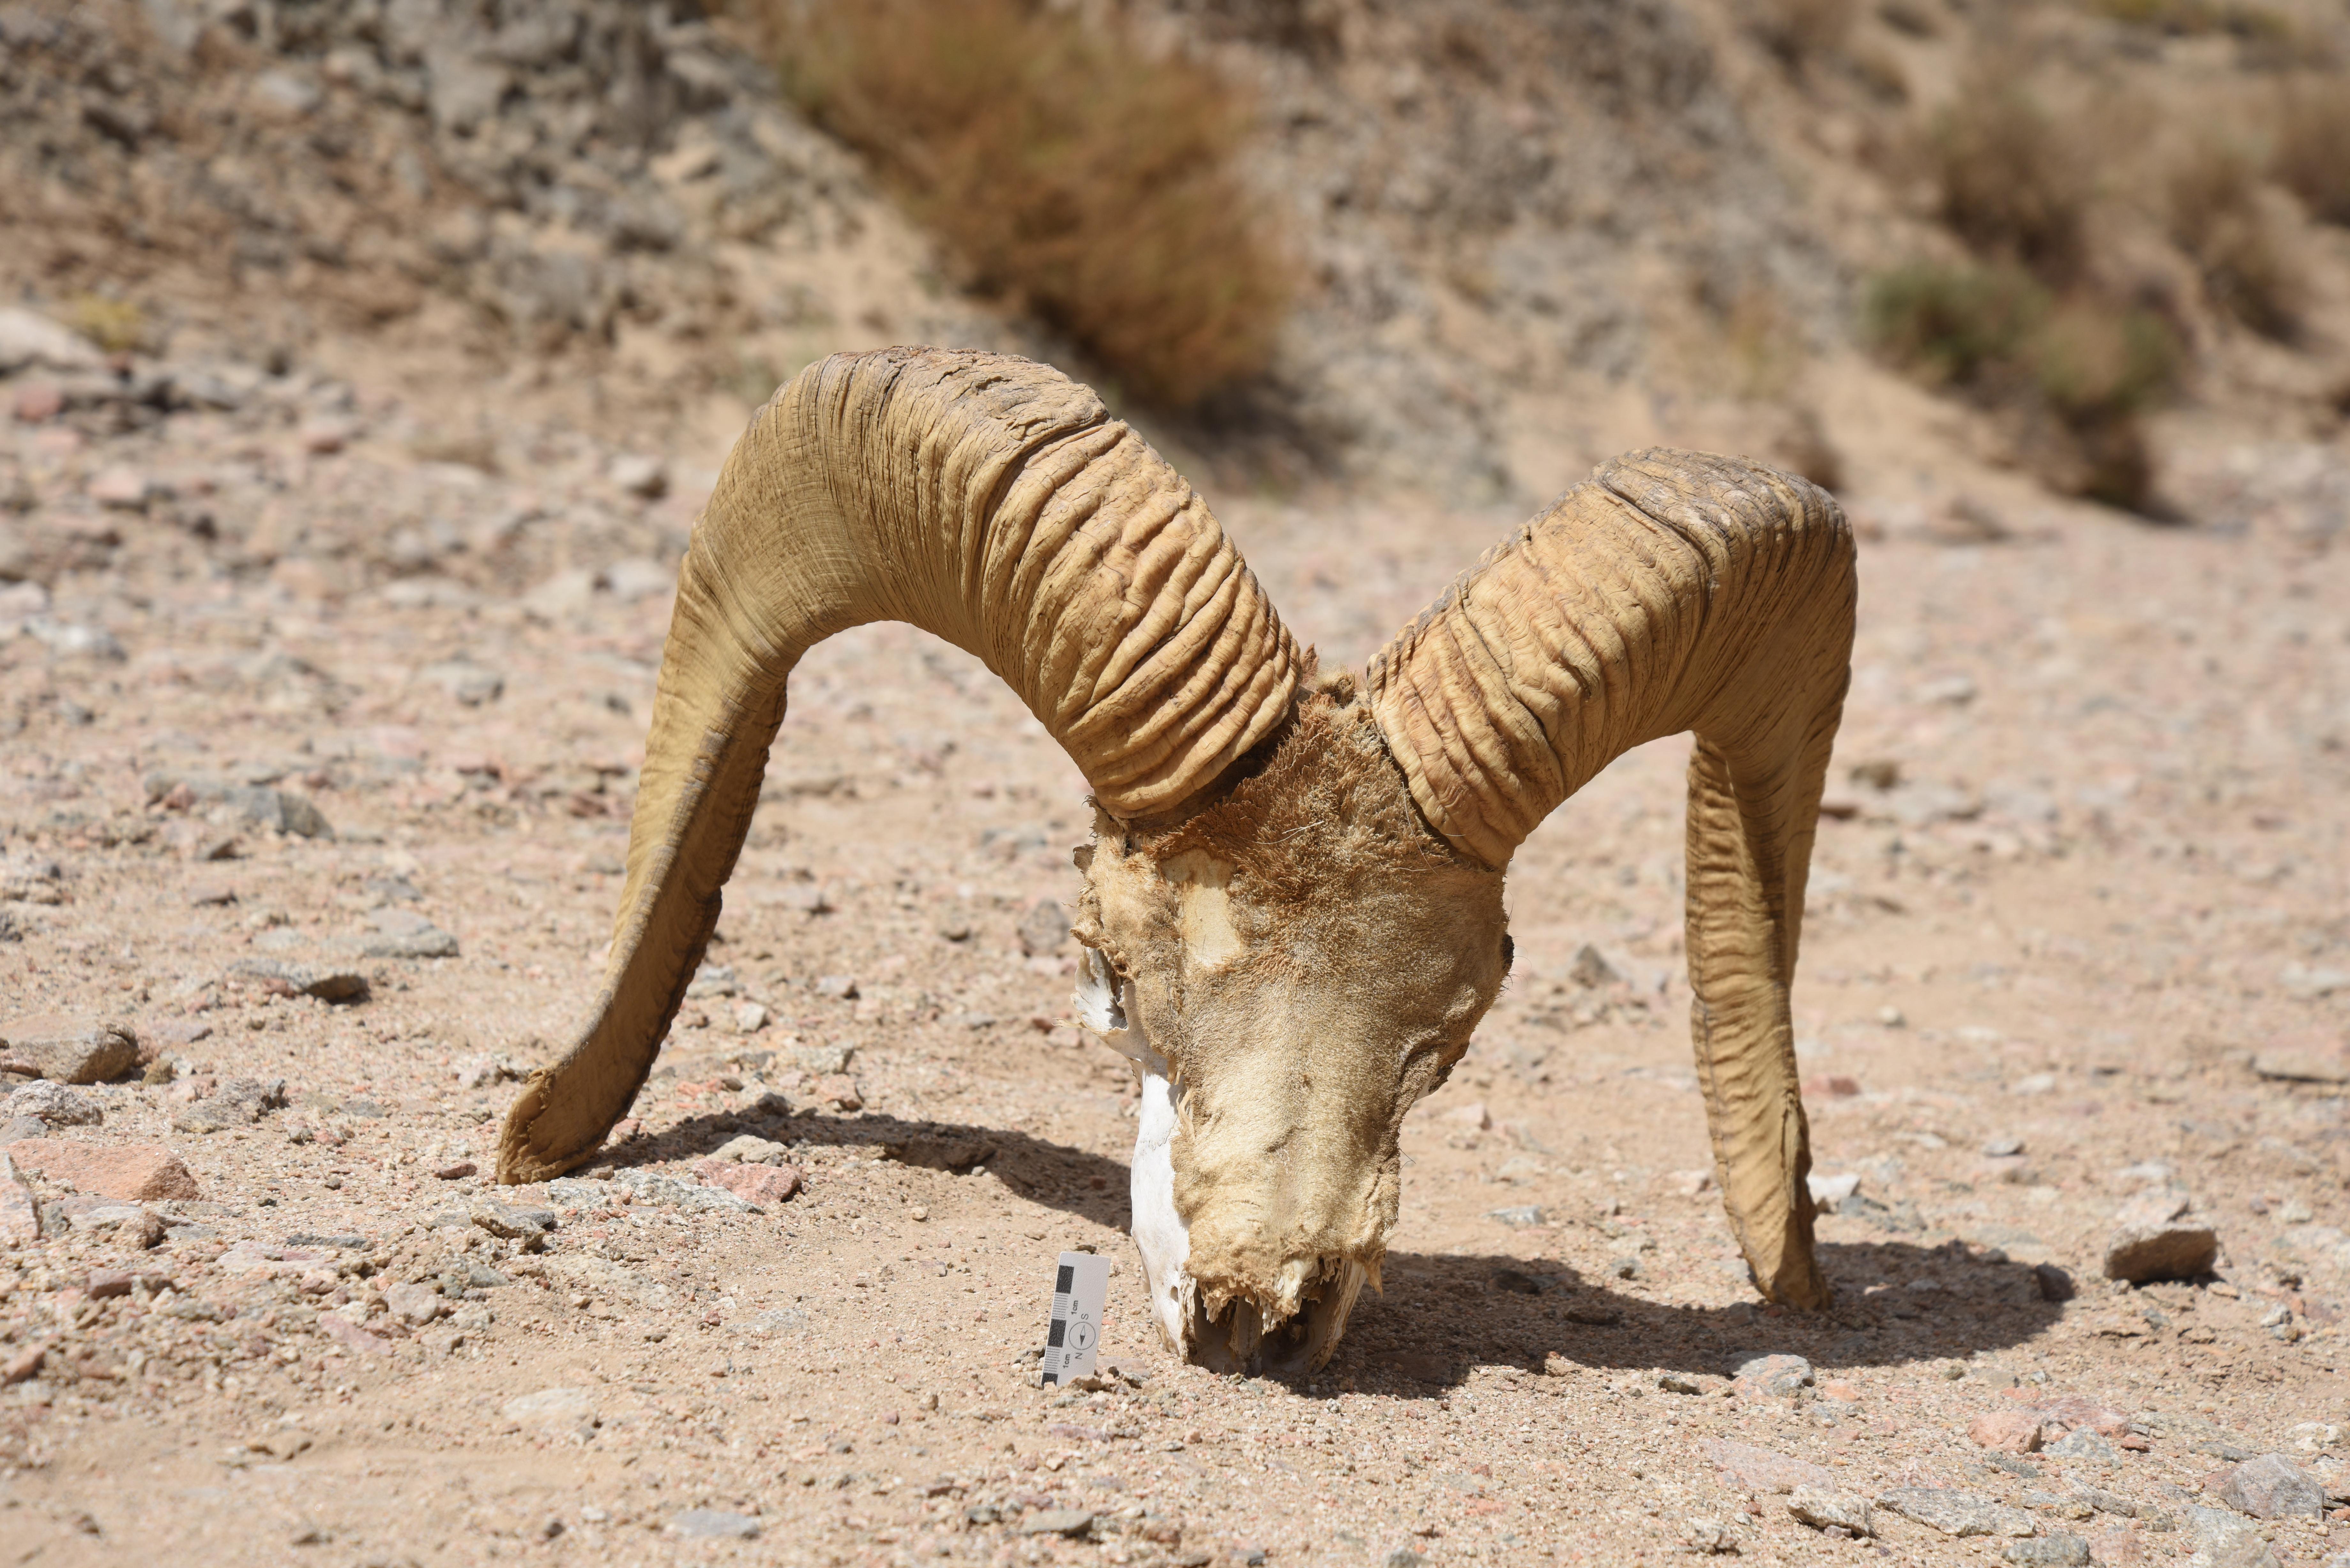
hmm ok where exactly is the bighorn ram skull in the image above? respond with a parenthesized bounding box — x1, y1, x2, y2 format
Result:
(498, 348, 1857, 1375)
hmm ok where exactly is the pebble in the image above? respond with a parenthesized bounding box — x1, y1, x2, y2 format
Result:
(1788, 1485, 1876, 1537)
(384, 1282, 447, 1324)
(417, 659, 506, 706)
(1702, 1440, 1837, 1494)
(229, 958, 368, 1002)
(2186, 1504, 2284, 1568)
(1876, 1488, 2037, 1537)
(607, 453, 668, 497)
(4, 1139, 200, 1200)
(792, 1043, 853, 1074)
(670, 1509, 758, 1540)
(0, 1017, 140, 1083)
(1019, 1509, 1095, 1538)
(2, 1346, 45, 1385)
(1971, 1410, 2049, 1453)
(708, 1134, 791, 1164)
(173, 1076, 288, 1133)
(1983, 1136, 2026, 1157)
(0, 307, 104, 373)
(2218, 1454, 2323, 1520)
(470, 1196, 558, 1241)
(86, 466, 155, 509)
(504, 1386, 599, 1435)
(1486, 1205, 1545, 1228)
(2003, 1536, 2089, 1565)
(435, 1161, 477, 1180)
(812, 1074, 862, 1111)
(1733, 1353, 1815, 1398)
(1807, 1172, 1860, 1210)
(731, 1001, 768, 1033)
(2102, 1193, 2219, 1283)
(358, 906, 460, 958)
(1017, 897, 1070, 957)
(4, 1081, 103, 1126)
(695, 1160, 803, 1206)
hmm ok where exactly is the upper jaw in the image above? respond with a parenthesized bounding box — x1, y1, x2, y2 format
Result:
(1181, 1255, 1374, 1376)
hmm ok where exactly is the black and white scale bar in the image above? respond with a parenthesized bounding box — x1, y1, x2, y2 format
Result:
(1039, 1250, 1111, 1387)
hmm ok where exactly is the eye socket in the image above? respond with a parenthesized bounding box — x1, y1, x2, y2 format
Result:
(1500, 934, 1515, 976)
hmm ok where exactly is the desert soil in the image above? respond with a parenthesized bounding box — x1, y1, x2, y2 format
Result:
(3, 347, 2350, 1568)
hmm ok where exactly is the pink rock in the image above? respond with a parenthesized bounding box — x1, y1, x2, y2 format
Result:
(1443, 1102, 1492, 1129)
(5, 1139, 200, 1201)
(318, 1315, 390, 1356)
(1702, 1439, 1838, 1494)
(2035, 1396, 2131, 1437)
(1969, 1409, 2047, 1453)
(384, 1282, 446, 1324)
(11, 381, 62, 423)
(701, 1163, 803, 1207)
(814, 1074, 862, 1112)
(2, 1346, 43, 1385)
(85, 466, 152, 509)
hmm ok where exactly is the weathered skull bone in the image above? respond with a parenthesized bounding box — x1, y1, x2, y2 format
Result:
(497, 348, 1857, 1376)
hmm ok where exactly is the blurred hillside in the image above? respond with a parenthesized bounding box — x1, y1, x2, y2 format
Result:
(1, 0, 2346, 535)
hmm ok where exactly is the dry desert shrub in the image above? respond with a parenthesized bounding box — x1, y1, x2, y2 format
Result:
(2163, 136, 2304, 340)
(740, 0, 1292, 411)
(2273, 88, 2350, 227)
(1864, 261, 2179, 509)
(1921, 76, 2091, 283)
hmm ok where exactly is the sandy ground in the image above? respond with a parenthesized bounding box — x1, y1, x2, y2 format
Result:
(3, 356, 2349, 1568)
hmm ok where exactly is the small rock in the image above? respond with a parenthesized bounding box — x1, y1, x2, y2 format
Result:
(2185, 1504, 2283, 1568)
(812, 975, 857, 1000)
(418, 659, 505, 706)
(1487, 1205, 1546, 1228)
(434, 1161, 477, 1180)
(504, 1386, 598, 1434)
(791, 1043, 853, 1075)
(0, 1116, 43, 1143)
(2250, 1050, 2350, 1085)
(1682, 1517, 1741, 1554)
(229, 958, 368, 1002)
(1733, 1354, 1815, 1397)
(2, 1345, 44, 1385)
(358, 907, 459, 959)
(70, 1204, 166, 1247)
(1807, 1172, 1860, 1212)
(172, 1076, 287, 1134)
(2034, 1263, 2077, 1302)
(696, 1161, 802, 1206)
(86, 467, 154, 510)
(4, 1139, 199, 1200)
(1019, 1510, 1094, 1539)
(1789, 1485, 1876, 1537)
(0, 1017, 139, 1083)
(607, 453, 668, 498)
(0, 308, 103, 373)
(4, 1081, 101, 1126)
(670, 1509, 757, 1540)
(1017, 898, 1070, 957)
(1983, 1136, 2026, 1157)
(1703, 1440, 1837, 1495)
(470, 1197, 557, 1242)
(1444, 1101, 1492, 1129)
(2003, 1537, 2089, 1566)
(2044, 1429, 2118, 1464)
(384, 1282, 446, 1324)
(0, 1150, 39, 1242)
(813, 1074, 862, 1111)
(2103, 1196, 2219, 1284)
(1972, 1410, 2049, 1454)
(1876, 1488, 2036, 1537)
(730, 1001, 768, 1033)
(1568, 944, 1620, 987)
(2217, 1455, 2323, 1520)
(708, 1134, 790, 1164)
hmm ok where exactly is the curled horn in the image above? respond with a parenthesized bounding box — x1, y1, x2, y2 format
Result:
(498, 349, 1302, 1182)
(1366, 451, 1857, 1308)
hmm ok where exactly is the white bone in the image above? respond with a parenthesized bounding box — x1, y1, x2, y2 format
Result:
(1075, 948, 1192, 1354)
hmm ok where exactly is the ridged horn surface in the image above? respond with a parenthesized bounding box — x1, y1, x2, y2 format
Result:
(498, 348, 1301, 1182)
(1366, 450, 1856, 1307)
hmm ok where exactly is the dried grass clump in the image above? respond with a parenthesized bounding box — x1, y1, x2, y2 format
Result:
(2164, 138, 2304, 340)
(2273, 89, 2350, 227)
(744, 0, 1291, 411)
(1864, 262, 2180, 509)
(1922, 79, 2090, 282)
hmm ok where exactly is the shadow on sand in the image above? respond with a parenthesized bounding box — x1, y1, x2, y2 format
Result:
(592, 1106, 2062, 1390)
